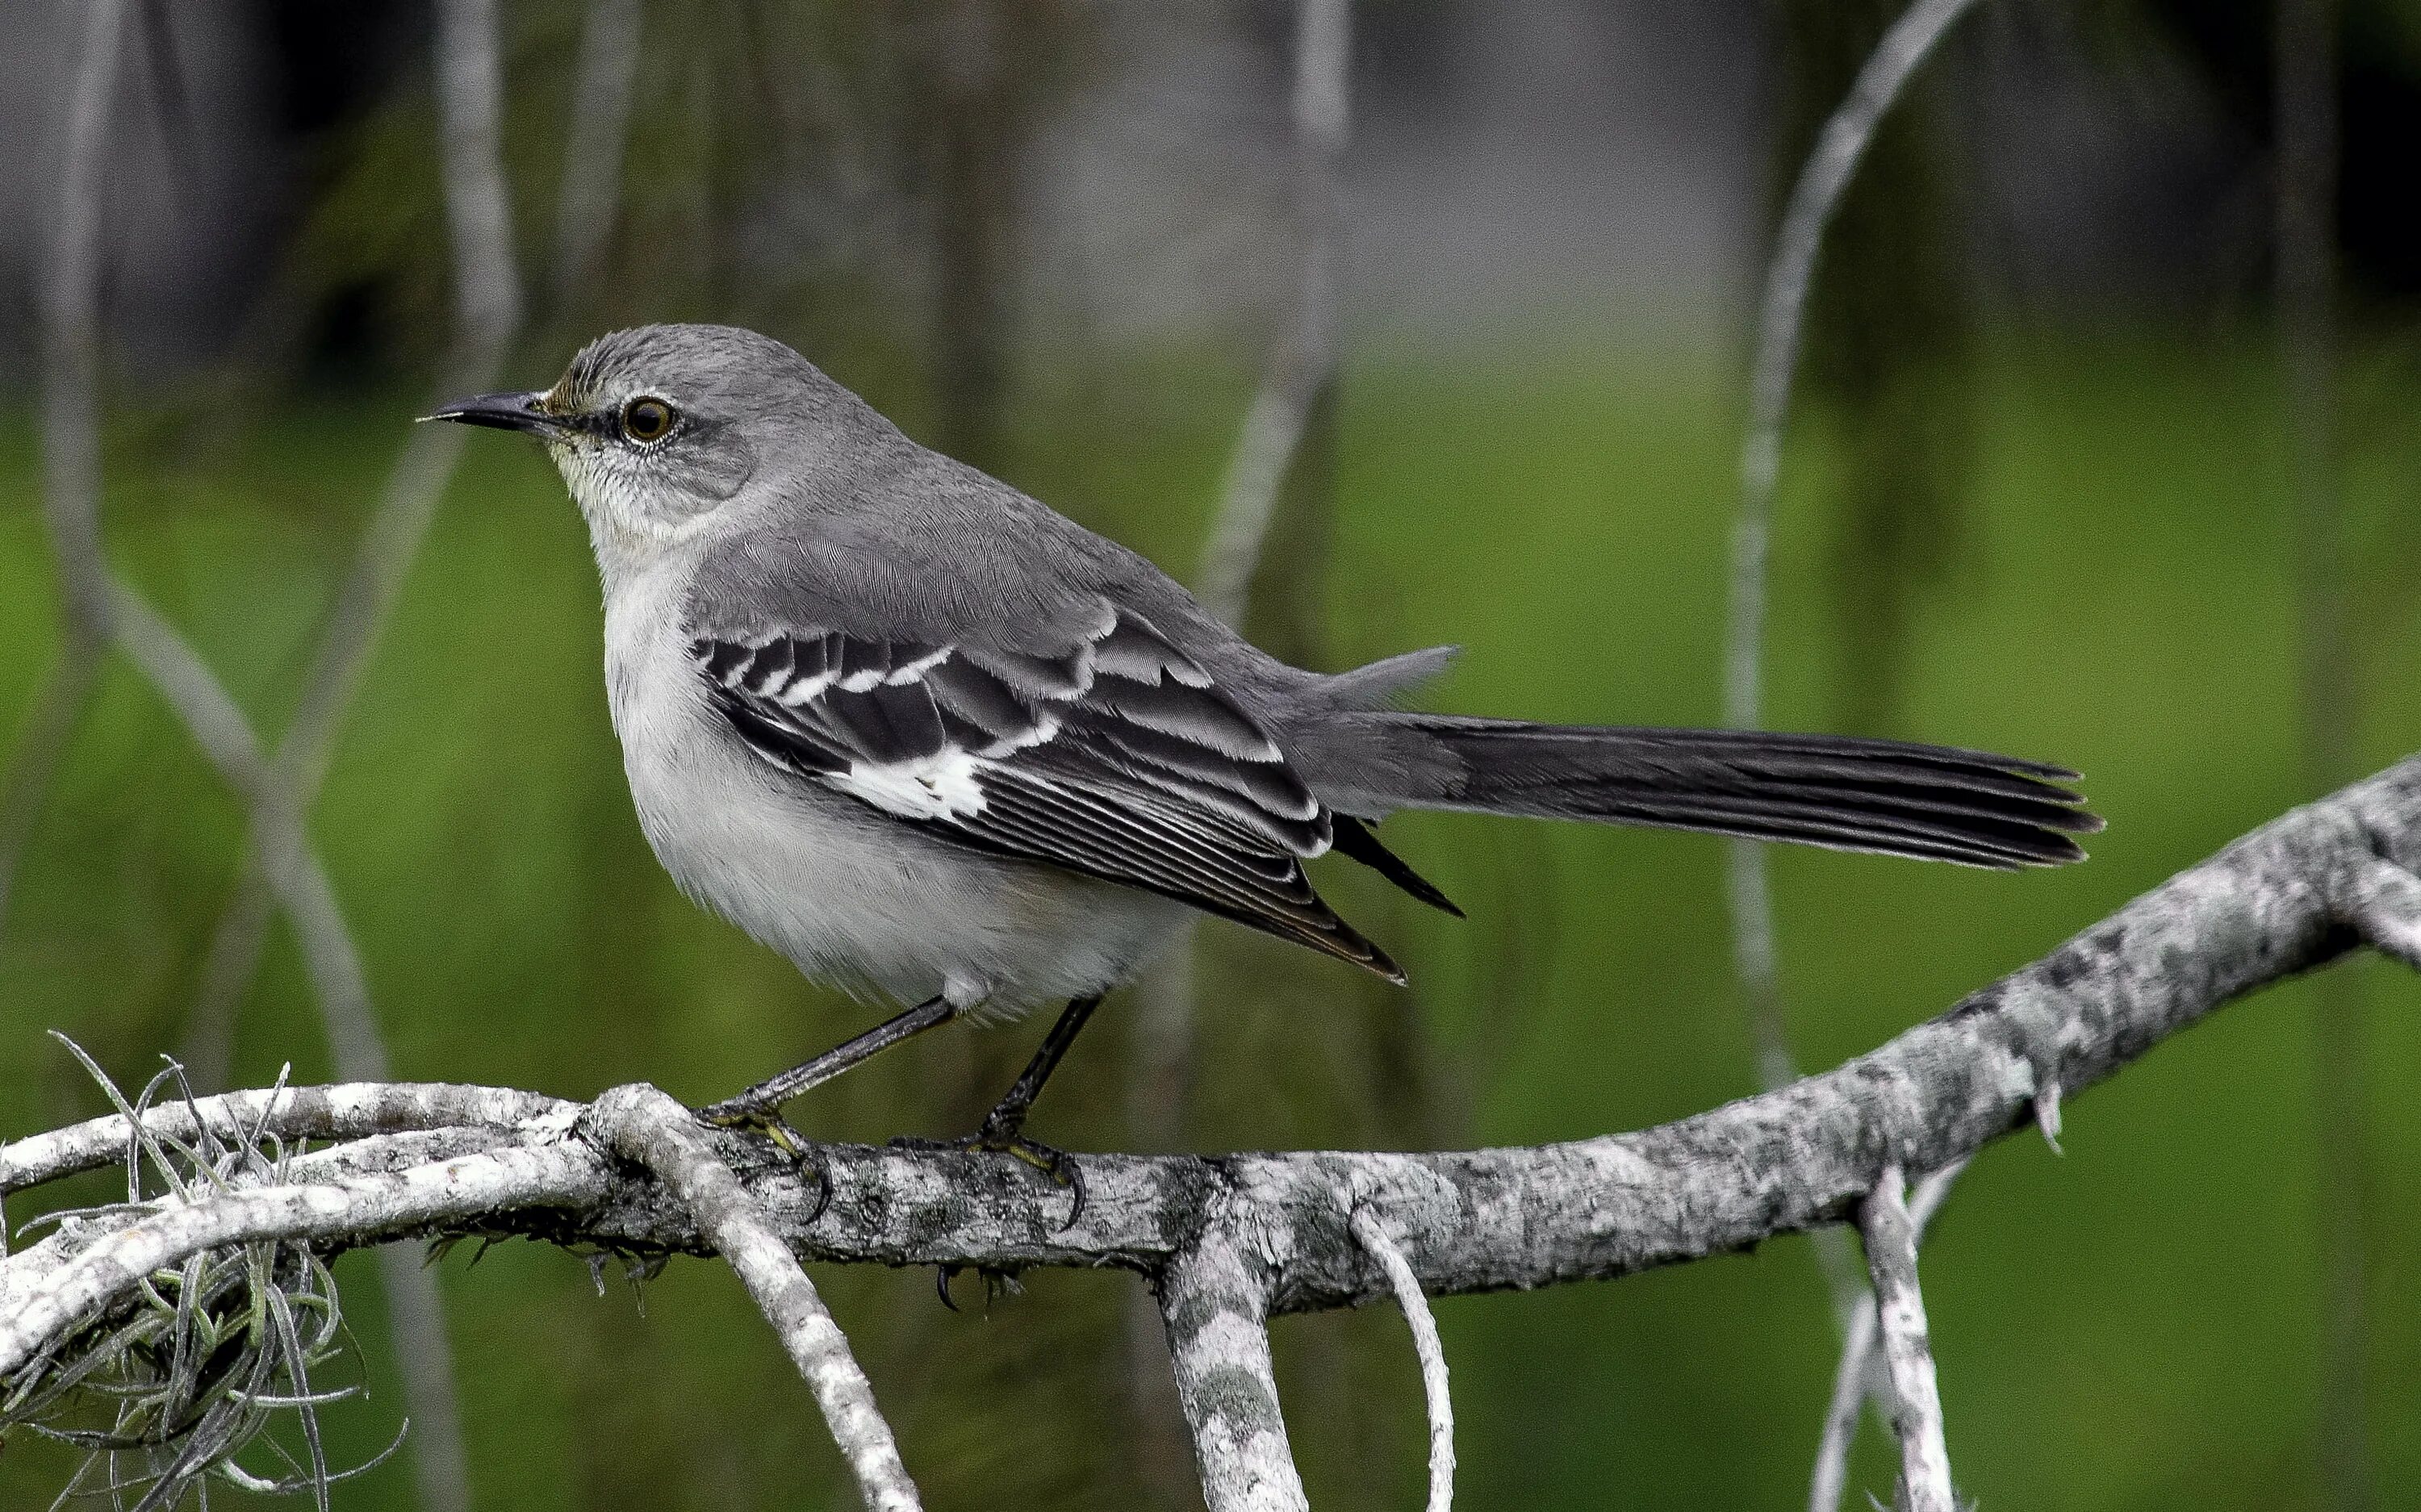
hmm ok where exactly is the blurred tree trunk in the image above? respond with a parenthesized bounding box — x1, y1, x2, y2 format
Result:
(2274, 1, 2370, 1508)
(906, 0, 1066, 474)
(1769, 0, 1976, 737)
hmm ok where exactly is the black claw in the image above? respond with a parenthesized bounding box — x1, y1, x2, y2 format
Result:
(935, 1263, 962, 1313)
(1034, 1145, 1087, 1232)
(798, 1138, 833, 1228)
(696, 1104, 830, 1226)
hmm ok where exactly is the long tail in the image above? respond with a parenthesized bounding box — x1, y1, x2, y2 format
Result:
(1337, 714, 2101, 871)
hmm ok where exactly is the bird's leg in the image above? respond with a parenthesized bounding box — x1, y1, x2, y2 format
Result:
(973, 992, 1102, 1146)
(892, 993, 1104, 1226)
(698, 992, 956, 1129)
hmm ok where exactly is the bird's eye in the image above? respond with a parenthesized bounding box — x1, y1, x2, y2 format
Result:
(620, 396, 676, 444)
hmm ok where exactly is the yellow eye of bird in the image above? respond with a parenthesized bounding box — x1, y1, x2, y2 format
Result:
(621, 396, 675, 443)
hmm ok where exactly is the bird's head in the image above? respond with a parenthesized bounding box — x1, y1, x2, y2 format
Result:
(429, 324, 854, 561)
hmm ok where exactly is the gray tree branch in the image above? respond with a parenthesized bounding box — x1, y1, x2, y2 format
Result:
(8, 756, 2421, 1507)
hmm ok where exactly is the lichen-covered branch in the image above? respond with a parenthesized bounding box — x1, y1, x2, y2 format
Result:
(7, 757, 2421, 1506)
(0, 1143, 607, 1376)
(0, 1081, 569, 1195)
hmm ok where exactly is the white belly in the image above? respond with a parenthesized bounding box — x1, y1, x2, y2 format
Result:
(600, 568, 1188, 1014)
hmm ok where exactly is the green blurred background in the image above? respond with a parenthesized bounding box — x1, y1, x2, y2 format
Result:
(5, 1, 2421, 1508)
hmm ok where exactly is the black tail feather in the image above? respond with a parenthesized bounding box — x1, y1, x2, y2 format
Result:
(1378, 717, 2101, 871)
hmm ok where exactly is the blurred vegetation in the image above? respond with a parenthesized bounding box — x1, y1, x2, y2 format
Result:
(6, 0, 2421, 1508)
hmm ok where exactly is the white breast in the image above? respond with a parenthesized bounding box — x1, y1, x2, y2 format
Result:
(600, 562, 1189, 1016)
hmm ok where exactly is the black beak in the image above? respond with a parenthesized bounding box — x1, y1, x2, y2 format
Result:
(423, 391, 561, 433)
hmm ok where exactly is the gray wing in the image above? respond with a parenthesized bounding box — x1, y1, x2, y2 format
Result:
(689, 599, 1402, 980)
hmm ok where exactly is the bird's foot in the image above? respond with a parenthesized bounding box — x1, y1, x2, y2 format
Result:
(696, 1101, 831, 1226)
(889, 1118, 1085, 1230)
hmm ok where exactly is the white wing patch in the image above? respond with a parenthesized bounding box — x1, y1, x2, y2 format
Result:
(834, 747, 989, 821)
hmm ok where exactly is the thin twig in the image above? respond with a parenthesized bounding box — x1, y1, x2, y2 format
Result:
(434, 0, 523, 344)
(15, 0, 128, 956)
(1858, 1167, 1955, 1512)
(107, 591, 387, 1077)
(1348, 1205, 1453, 1512)
(1808, 1265, 1881, 1512)
(39, 0, 124, 644)
(585, 1085, 919, 1511)
(1809, 1159, 1966, 1512)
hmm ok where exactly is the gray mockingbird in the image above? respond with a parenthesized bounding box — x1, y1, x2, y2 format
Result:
(434, 323, 2100, 1175)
